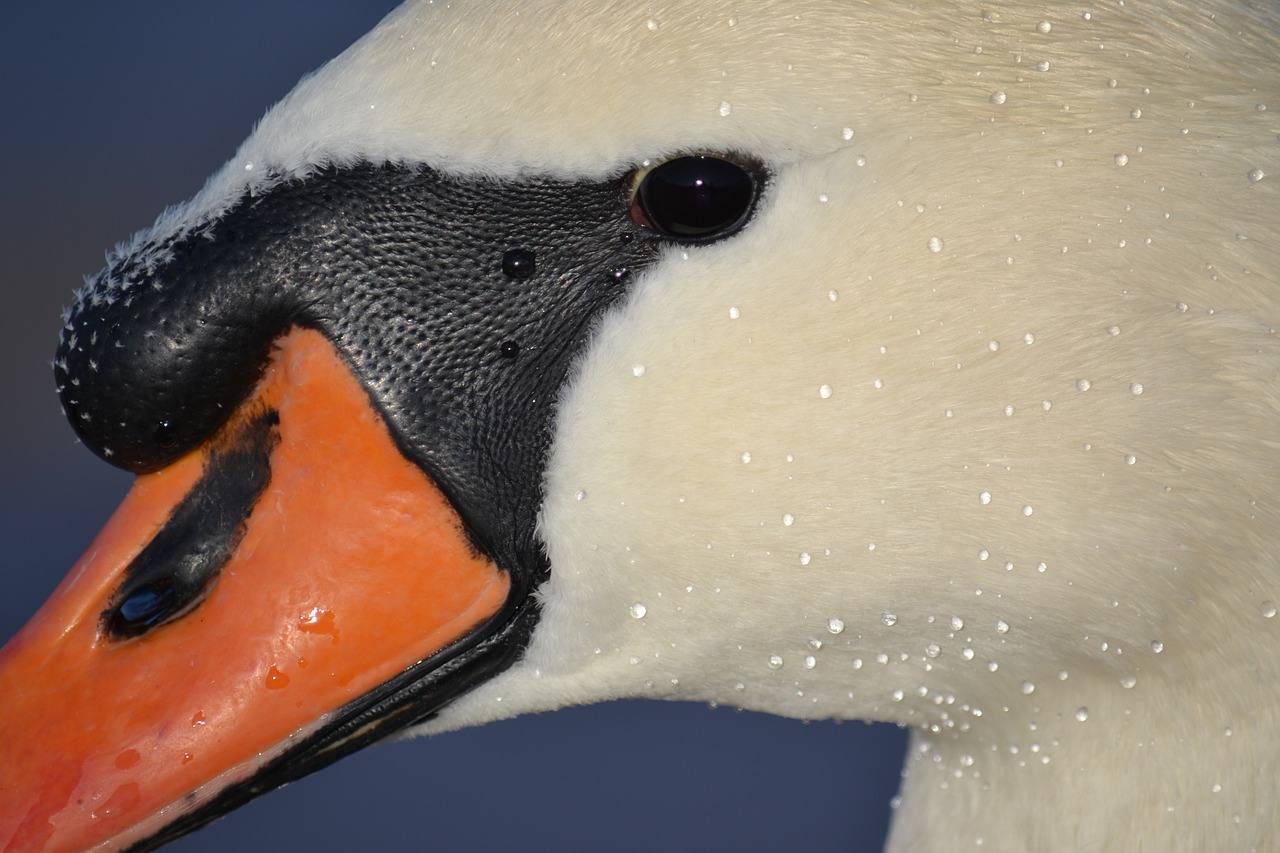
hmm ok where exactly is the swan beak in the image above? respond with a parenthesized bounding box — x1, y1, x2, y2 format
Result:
(0, 328, 511, 852)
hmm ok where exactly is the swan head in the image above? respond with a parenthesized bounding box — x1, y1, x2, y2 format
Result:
(1, 2, 1277, 850)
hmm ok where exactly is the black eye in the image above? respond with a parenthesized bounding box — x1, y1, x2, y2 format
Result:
(630, 155, 758, 241)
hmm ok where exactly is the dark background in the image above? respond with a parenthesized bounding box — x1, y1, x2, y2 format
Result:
(0, 3, 907, 850)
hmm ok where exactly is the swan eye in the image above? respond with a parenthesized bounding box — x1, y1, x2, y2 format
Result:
(630, 155, 758, 241)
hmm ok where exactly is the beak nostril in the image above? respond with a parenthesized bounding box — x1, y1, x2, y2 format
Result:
(112, 581, 179, 634)
(103, 408, 279, 641)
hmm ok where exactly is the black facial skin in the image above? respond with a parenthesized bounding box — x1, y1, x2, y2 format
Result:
(58, 164, 670, 586)
(53, 158, 762, 850)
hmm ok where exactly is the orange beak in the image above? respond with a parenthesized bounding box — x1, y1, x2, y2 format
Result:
(0, 328, 512, 852)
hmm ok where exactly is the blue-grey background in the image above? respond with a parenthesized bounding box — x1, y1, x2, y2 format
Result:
(0, 3, 908, 850)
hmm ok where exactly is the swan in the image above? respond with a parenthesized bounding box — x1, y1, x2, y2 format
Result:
(2, 2, 1278, 851)
(3, 13, 898, 853)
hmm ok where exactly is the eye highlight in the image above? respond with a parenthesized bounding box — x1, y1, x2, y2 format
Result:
(629, 155, 760, 241)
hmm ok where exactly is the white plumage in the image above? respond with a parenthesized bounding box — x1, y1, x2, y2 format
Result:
(5, 2, 1279, 850)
